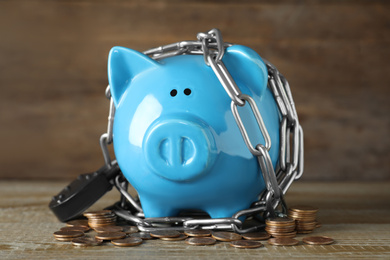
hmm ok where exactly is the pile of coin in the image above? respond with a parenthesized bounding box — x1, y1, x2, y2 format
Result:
(52, 207, 333, 248)
(265, 217, 297, 238)
(288, 206, 319, 234)
(83, 210, 117, 229)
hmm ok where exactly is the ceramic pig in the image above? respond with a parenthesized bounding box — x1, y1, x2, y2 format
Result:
(108, 45, 280, 218)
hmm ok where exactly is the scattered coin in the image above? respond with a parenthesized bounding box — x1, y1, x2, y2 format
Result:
(302, 236, 334, 245)
(95, 232, 126, 241)
(268, 237, 299, 246)
(60, 226, 90, 232)
(72, 237, 103, 247)
(122, 226, 139, 234)
(111, 237, 143, 247)
(212, 231, 242, 242)
(242, 232, 271, 241)
(185, 237, 216, 246)
(66, 219, 89, 228)
(150, 230, 181, 238)
(54, 231, 85, 238)
(130, 232, 154, 240)
(54, 207, 330, 249)
(159, 234, 188, 241)
(94, 226, 123, 233)
(184, 229, 211, 237)
(229, 240, 264, 249)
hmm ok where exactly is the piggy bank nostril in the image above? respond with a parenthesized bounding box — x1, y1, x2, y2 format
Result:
(184, 88, 191, 96)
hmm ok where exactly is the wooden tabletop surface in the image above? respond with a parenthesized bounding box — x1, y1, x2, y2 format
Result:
(0, 181, 389, 259)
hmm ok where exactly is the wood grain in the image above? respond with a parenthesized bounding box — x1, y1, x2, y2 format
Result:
(0, 181, 389, 259)
(0, 0, 389, 180)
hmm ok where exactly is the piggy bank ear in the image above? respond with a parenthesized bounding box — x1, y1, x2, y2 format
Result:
(108, 46, 159, 106)
(223, 45, 268, 97)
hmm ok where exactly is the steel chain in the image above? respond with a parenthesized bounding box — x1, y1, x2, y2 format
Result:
(99, 29, 304, 233)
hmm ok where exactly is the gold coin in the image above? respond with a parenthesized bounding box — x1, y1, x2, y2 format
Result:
(185, 237, 216, 246)
(130, 232, 154, 240)
(72, 237, 103, 247)
(268, 237, 299, 246)
(296, 220, 317, 225)
(89, 222, 117, 226)
(184, 229, 211, 237)
(269, 231, 297, 238)
(83, 210, 112, 217)
(88, 217, 117, 223)
(229, 240, 264, 249)
(95, 231, 126, 241)
(94, 226, 123, 233)
(66, 219, 89, 227)
(86, 214, 117, 220)
(212, 231, 242, 242)
(55, 236, 77, 242)
(265, 226, 296, 232)
(297, 230, 313, 234)
(289, 205, 318, 213)
(288, 209, 316, 215)
(122, 226, 139, 234)
(266, 217, 295, 225)
(302, 236, 334, 245)
(111, 237, 143, 247)
(150, 230, 181, 238)
(159, 234, 188, 241)
(315, 221, 322, 228)
(53, 231, 84, 238)
(60, 226, 90, 232)
(242, 232, 271, 241)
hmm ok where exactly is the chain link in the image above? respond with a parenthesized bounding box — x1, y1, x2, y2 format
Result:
(99, 29, 304, 233)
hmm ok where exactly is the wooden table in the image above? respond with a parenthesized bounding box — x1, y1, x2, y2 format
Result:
(0, 181, 389, 259)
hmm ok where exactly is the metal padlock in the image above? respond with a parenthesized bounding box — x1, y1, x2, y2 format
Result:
(49, 162, 121, 222)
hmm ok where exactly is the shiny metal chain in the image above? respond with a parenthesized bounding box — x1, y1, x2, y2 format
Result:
(99, 29, 304, 233)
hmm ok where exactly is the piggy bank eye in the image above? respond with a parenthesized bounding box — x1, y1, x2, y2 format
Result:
(170, 89, 177, 97)
(184, 88, 191, 96)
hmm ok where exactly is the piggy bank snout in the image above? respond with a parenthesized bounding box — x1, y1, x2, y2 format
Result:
(143, 117, 216, 182)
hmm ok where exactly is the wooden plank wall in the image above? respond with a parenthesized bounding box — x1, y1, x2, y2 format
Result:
(0, 0, 389, 181)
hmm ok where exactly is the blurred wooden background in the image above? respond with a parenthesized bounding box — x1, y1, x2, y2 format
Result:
(0, 0, 389, 181)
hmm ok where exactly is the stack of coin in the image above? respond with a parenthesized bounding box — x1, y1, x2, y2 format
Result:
(288, 206, 318, 234)
(265, 217, 297, 238)
(83, 210, 117, 229)
(53, 230, 85, 242)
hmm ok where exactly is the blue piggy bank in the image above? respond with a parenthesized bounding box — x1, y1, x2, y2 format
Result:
(108, 45, 280, 218)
